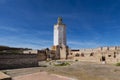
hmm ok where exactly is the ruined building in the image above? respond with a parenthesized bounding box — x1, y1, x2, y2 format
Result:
(70, 46, 120, 63)
(49, 17, 120, 64)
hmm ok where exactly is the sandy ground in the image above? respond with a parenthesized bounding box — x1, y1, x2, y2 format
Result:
(12, 72, 75, 80)
(1, 61, 120, 80)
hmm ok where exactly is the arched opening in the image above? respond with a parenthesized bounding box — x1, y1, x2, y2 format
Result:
(100, 56, 106, 62)
(114, 52, 116, 58)
(75, 53, 80, 57)
(90, 52, 94, 56)
(81, 53, 84, 57)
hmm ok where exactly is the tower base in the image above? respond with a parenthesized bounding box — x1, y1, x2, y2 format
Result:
(51, 45, 69, 60)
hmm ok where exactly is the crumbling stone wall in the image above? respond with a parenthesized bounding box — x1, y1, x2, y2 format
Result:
(70, 46, 120, 63)
(0, 53, 46, 70)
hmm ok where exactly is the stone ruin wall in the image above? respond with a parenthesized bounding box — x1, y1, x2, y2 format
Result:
(69, 46, 120, 63)
(0, 52, 47, 70)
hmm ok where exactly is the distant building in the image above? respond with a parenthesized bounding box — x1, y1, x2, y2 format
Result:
(23, 50, 38, 54)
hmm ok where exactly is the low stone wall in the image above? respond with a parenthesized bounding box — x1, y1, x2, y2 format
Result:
(0, 54, 46, 70)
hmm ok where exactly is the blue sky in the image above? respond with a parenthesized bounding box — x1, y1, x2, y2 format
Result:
(0, 0, 120, 49)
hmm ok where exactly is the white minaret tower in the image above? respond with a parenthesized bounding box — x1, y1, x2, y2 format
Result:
(54, 17, 66, 46)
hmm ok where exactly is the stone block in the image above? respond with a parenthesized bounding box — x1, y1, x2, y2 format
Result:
(0, 71, 11, 80)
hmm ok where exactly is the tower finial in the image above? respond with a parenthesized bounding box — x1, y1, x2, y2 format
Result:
(57, 17, 62, 24)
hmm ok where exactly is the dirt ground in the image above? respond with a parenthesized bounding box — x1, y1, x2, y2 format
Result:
(1, 61, 120, 80)
(12, 72, 74, 80)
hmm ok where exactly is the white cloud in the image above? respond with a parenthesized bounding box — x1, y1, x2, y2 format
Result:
(68, 40, 102, 49)
(0, 25, 53, 49)
(36, 31, 52, 36)
(0, 36, 52, 49)
(0, 26, 20, 32)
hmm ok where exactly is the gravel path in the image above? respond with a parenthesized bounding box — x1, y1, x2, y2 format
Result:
(1, 61, 120, 80)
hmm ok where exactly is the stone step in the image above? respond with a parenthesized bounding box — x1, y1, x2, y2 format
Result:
(0, 71, 11, 80)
